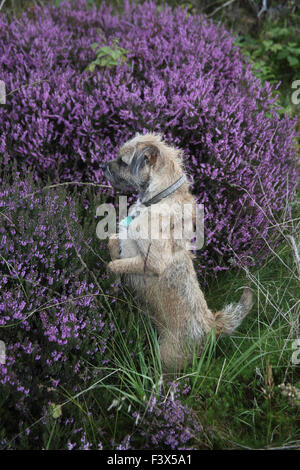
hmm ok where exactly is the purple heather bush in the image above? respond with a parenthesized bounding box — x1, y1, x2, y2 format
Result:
(0, 174, 109, 419)
(0, 0, 298, 274)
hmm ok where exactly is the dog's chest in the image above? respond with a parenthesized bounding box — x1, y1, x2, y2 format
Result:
(118, 202, 144, 259)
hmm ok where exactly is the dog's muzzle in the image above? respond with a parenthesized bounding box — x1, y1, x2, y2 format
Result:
(102, 162, 134, 192)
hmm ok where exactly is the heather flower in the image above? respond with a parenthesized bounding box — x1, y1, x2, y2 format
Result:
(116, 435, 131, 450)
(67, 441, 76, 450)
(0, 176, 109, 417)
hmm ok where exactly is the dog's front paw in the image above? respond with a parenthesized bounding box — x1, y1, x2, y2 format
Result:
(107, 260, 121, 274)
(108, 234, 120, 261)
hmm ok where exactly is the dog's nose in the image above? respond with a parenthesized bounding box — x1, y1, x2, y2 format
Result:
(101, 163, 107, 171)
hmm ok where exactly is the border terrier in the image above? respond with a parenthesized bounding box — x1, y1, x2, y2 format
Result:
(102, 133, 253, 372)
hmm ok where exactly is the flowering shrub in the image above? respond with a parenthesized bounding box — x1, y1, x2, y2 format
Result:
(136, 386, 206, 450)
(0, 0, 298, 273)
(0, 175, 109, 419)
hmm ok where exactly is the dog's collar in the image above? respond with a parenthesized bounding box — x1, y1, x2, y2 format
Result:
(142, 175, 186, 207)
(119, 175, 186, 228)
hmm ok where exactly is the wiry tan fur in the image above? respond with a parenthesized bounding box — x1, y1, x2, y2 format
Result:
(103, 133, 253, 372)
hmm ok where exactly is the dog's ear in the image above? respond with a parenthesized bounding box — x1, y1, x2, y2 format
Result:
(130, 144, 160, 175)
(143, 145, 160, 167)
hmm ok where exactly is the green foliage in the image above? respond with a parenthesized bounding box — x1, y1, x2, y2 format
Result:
(85, 40, 129, 72)
(236, 21, 300, 86)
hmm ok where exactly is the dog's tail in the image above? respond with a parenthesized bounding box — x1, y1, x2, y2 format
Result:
(214, 287, 253, 335)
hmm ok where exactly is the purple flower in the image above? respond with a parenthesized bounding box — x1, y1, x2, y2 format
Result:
(0, 176, 109, 415)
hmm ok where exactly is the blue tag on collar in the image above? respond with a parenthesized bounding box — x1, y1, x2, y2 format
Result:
(120, 216, 134, 227)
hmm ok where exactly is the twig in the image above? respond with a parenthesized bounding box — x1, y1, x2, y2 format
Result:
(287, 235, 300, 278)
(23, 181, 112, 199)
(7, 79, 50, 96)
(207, 0, 238, 18)
(258, 0, 268, 18)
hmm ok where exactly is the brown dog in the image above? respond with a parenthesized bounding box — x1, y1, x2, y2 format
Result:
(102, 133, 253, 372)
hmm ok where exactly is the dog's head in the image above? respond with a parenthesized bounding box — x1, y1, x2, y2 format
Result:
(102, 133, 184, 194)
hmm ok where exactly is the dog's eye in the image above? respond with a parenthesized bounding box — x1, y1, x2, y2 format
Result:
(118, 158, 127, 167)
